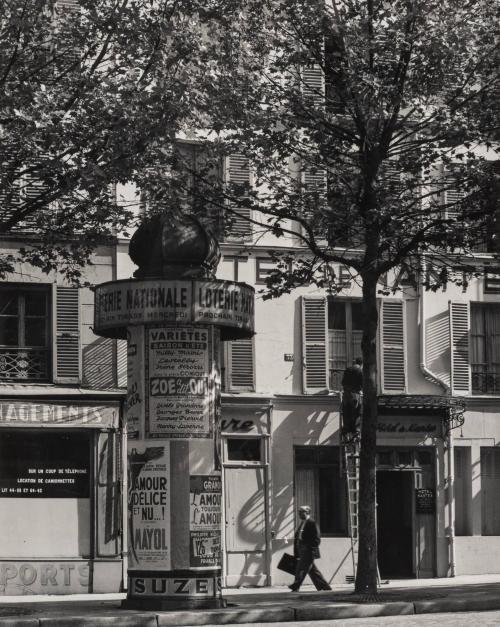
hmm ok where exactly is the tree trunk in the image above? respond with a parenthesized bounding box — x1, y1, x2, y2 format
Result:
(354, 274, 379, 595)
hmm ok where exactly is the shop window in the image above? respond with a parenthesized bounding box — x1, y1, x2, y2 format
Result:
(0, 286, 51, 381)
(294, 446, 347, 536)
(454, 447, 472, 536)
(0, 429, 91, 557)
(480, 447, 500, 535)
(471, 303, 500, 394)
(227, 438, 261, 462)
(328, 299, 363, 390)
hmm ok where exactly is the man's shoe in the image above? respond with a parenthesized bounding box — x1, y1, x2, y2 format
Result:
(288, 585, 299, 591)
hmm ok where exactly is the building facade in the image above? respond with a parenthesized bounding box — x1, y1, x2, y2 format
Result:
(0, 236, 130, 595)
(215, 219, 500, 586)
(1, 183, 499, 594)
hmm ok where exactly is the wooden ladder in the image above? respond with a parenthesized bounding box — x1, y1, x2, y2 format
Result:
(344, 441, 360, 582)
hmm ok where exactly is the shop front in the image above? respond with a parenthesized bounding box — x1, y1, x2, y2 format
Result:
(0, 398, 124, 596)
(221, 401, 272, 587)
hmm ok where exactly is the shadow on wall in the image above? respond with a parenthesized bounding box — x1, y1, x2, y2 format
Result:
(425, 311, 451, 386)
(224, 402, 349, 587)
(82, 337, 126, 390)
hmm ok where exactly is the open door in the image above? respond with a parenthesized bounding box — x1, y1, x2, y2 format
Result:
(377, 471, 414, 578)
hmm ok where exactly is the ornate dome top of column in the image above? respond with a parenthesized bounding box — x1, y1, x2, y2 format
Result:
(129, 213, 221, 280)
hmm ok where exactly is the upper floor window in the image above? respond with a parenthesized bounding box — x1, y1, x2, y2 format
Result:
(0, 284, 80, 385)
(471, 303, 500, 394)
(328, 299, 363, 390)
(302, 296, 406, 394)
(0, 286, 51, 381)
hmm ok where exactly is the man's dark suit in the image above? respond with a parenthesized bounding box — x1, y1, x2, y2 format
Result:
(291, 517, 331, 591)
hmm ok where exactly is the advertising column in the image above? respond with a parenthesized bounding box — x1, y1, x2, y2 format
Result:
(94, 276, 254, 610)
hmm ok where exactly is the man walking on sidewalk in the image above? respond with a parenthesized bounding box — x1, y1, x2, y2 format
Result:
(289, 505, 332, 592)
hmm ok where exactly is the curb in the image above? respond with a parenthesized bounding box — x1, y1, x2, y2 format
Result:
(296, 601, 414, 620)
(2, 595, 500, 626)
(157, 607, 295, 625)
(414, 594, 500, 614)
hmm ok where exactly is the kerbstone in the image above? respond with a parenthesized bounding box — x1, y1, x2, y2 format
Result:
(156, 607, 295, 625)
(39, 614, 157, 627)
(295, 601, 415, 620)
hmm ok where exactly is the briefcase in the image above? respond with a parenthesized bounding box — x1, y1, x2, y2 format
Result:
(277, 552, 297, 575)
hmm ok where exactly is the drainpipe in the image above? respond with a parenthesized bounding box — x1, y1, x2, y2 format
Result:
(419, 259, 455, 576)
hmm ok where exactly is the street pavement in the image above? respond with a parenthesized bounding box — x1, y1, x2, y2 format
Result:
(1, 575, 500, 626)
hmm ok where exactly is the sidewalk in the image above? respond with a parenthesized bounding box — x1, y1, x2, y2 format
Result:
(2, 575, 500, 626)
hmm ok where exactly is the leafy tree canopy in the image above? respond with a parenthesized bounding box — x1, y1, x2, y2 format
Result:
(0, 0, 223, 280)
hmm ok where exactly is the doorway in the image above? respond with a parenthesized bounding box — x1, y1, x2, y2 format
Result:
(223, 436, 270, 587)
(376, 471, 414, 578)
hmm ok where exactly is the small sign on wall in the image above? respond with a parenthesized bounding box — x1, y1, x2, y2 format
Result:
(416, 488, 435, 514)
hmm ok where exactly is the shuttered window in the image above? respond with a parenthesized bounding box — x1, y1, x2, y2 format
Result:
(302, 296, 329, 394)
(224, 338, 255, 392)
(225, 154, 252, 241)
(449, 301, 471, 394)
(381, 300, 407, 393)
(54, 285, 80, 383)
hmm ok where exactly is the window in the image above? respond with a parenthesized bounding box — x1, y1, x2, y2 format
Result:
(227, 438, 261, 462)
(302, 296, 405, 394)
(328, 299, 363, 390)
(0, 286, 51, 381)
(0, 429, 91, 557)
(294, 446, 347, 536)
(256, 258, 279, 285)
(470, 303, 500, 394)
(480, 447, 500, 535)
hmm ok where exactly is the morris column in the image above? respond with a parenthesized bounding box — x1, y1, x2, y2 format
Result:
(93, 215, 254, 609)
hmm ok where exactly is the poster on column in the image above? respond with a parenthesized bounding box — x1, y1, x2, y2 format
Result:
(145, 325, 214, 439)
(128, 441, 171, 570)
(189, 475, 222, 568)
(126, 326, 144, 440)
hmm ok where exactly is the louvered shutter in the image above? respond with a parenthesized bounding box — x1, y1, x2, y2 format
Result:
(225, 154, 252, 241)
(302, 296, 328, 394)
(302, 161, 327, 238)
(227, 338, 255, 391)
(381, 300, 406, 393)
(116, 339, 127, 388)
(301, 64, 325, 108)
(54, 285, 80, 383)
(449, 301, 471, 394)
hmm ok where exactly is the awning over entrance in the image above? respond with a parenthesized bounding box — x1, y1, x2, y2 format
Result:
(378, 394, 465, 434)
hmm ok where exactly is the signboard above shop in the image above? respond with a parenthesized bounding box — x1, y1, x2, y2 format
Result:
(0, 402, 119, 428)
(94, 279, 254, 340)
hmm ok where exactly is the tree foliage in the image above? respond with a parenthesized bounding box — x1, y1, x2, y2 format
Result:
(0, 0, 222, 280)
